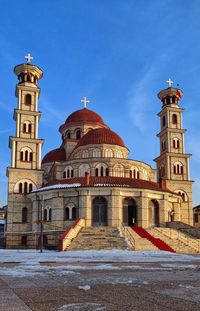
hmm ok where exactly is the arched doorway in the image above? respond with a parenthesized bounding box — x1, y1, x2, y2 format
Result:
(149, 200, 159, 227)
(123, 198, 137, 226)
(92, 197, 107, 226)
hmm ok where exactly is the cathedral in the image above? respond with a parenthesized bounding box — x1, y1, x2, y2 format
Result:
(6, 57, 193, 249)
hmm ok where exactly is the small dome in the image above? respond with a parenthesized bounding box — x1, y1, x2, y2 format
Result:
(65, 108, 105, 125)
(76, 128, 125, 148)
(42, 147, 66, 164)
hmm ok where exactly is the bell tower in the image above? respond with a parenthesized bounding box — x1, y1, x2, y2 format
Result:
(6, 54, 44, 248)
(154, 79, 193, 225)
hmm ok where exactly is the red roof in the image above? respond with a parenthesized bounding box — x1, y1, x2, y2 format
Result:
(75, 128, 125, 148)
(42, 147, 66, 164)
(65, 108, 105, 125)
(42, 176, 170, 192)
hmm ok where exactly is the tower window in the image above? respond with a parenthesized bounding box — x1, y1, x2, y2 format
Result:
(173, 138, 180, 149)
(173, 162, 183, 174)
(25, 94, 31, 106)
(20, 147, 33, 162)
(172, 114, 178, 124)
(162, 116, 166, 127)
(162, 140, 166, 151)
(19, 183, 23, 193)
(23, 121, 32, 133)
(166, 96, 171, 105)
(67, 132, 71, 139)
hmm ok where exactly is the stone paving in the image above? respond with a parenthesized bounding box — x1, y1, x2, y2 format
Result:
(0, 258, 200, 310)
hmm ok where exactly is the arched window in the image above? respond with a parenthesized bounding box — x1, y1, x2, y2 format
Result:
(106, 168, 109, 176)
(130, 167, 139, 179)
(175, 190, 188, 202)
(162, 116, 166, 127)
(72, 206, 76, 219)
(82, 150, 89, 158)
(113, 164, 124, 177)
(25, 94, 31, 106)
(22, 207, 28, 223)
(95, 163, 109, 177)
(105, 149, 114, 158)
(65, 207, 69, 220)
(64, 203, 76, 220)
(79, 164, 90, 177)
(173, 162, 183, 174)
(19, 183, 23, 193)
(172, 114, 178, 124)
(67, 131, 71, 139)
(24, 182, 28, 194)
(63, 166, 73, 179)
(116, 150, 123, 158)
(173, 138, 180, 149)
(20, 147, 33, 162)
(92, 149, 101, 158)
(28, 123, 32, 133)
(23, 121, 32, 133)
(29, 183, 33, 192)
(44, 206, 52, 221)
(76, 129, 81, 139)
(15, 180, 36, 194)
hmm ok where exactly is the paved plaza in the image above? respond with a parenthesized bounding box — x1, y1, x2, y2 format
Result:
(0, 250, 200, 311)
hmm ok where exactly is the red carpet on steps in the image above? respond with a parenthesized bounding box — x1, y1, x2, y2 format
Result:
(131, 227, 176, 253)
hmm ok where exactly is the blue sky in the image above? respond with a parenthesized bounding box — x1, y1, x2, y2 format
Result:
(0, 0, 200, 206)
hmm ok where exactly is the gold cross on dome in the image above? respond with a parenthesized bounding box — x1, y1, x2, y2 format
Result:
(166, 78, 173, 88)
(25, 53, 33, 63)
(81, 96, 90, 109)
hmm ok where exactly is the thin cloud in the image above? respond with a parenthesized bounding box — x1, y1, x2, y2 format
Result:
(126, 65, 157, 133)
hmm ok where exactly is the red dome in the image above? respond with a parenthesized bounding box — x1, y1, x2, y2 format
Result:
(42, 147, 66, 164)
(76, 128, 125, 148)
(65, 108, 105, 125)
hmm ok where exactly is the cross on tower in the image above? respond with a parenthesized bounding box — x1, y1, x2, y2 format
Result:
(166, 78, 173, 88)
(81, 96, 90, 109)
(25, 53, 33, 64)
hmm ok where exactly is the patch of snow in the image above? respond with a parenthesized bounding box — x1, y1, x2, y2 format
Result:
(161, 264, 197, 270)
(78, 285, 91, 291)
(58, 303, 106, 311)
(32, 183, 81, 192)
(0, 249, 200, 265)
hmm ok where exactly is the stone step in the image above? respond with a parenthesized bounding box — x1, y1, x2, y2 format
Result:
(67, 227, 128, 251)
(147, 228, 196, 253)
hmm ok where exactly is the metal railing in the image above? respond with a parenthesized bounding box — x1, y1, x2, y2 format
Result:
(151, 227, 200, 253)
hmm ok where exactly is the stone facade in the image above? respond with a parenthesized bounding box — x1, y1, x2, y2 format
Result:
(5, 59, 193, 249)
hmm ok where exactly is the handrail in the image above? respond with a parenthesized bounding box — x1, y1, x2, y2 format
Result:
(58, 218, 85, 251)
(120, 225, 135, 250)
(153, 227, 200, 253)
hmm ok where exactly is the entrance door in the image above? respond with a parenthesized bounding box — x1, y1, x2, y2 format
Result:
(123, 198, 137, 226)
(92, 197, 107, 226)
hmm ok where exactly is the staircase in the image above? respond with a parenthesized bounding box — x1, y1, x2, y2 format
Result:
(167, 221, 200, 239)
(132, 227, 175, 252)
(123, 227, 158, 251)
(147, 227, 198, 253)
(67, 227, 128, 250)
